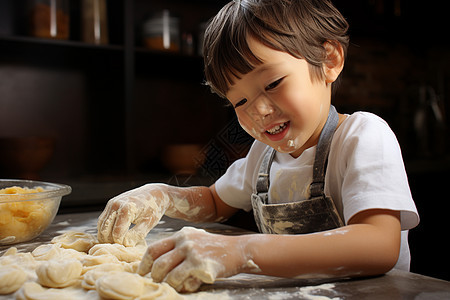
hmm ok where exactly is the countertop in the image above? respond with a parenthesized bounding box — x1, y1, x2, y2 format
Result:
(1, 211, 449, 299)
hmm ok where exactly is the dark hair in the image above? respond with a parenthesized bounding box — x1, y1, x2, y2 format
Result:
(203, 0, 349, 98)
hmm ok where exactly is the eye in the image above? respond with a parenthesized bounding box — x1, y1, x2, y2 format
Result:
(265, 78, 283, 91)
(234, 98, 248, 108)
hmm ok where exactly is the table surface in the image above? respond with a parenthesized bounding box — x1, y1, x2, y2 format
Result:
(1, 211, 449, 299)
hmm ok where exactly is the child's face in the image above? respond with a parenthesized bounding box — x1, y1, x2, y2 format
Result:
(226, 37, 332, 158)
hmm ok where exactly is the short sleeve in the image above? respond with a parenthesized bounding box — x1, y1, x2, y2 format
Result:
(329, 113, 419, 230)
(215, 141, 267, 211)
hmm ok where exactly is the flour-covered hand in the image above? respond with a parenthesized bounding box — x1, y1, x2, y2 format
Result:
(137, 227, 261, 292)
(97, 184, 170, 246)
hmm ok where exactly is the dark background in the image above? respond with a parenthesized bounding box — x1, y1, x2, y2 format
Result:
(0, 0, 448, 281)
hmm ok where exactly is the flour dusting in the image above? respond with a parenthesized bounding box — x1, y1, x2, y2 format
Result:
(268, 283, 339, 300)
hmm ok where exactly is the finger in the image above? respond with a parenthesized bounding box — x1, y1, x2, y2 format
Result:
(122, 217, 154, 247)
(151, 248, 186, 283)
(97, 199, 122, 243)
(138, 251, 154, 276)
(180, 276, 203, 293)
(165, 263, 205, 292)
(97, 207, 107, 230)
(97, 210, 117, 243)
(112, 202, 137, 245)
(138, 238, 175, 276)
(97, 208, 108, 241)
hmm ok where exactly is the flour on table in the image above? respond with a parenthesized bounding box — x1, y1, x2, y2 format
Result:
(277, 283, 340, 300)
(54, 220, 70, 226)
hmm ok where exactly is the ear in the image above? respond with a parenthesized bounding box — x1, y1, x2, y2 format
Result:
(322, 41, 345, 84)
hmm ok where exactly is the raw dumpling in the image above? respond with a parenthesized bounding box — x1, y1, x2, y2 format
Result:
(88, 243, 146, 263)
(0, 264, 27, 294)
(51, 231, 97, 252)
(81, 263, 124, 290)
(36, 259, 82, 288)
(0, 247, 38, 270)
(32, 243, 85, 261)
(95, 271, 183, 300)
(15, 282, 88, 300)
(140, 281, 184, 300)
(82, 253, 121, 268)
(95, 271, 145, 300)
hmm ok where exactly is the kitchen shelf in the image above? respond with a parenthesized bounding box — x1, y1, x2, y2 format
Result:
(0, 35, 124, 51)
(0, 35, 207, 61)
(0, 0, 231, 180)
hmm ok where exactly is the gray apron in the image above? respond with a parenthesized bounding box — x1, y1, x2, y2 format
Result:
(251, 105, 344, 234)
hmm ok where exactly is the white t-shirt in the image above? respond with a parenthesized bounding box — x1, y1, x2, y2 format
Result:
(215, 111, 420, 270)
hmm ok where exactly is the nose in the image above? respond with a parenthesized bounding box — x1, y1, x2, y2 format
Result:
(246, 94, 275, 122)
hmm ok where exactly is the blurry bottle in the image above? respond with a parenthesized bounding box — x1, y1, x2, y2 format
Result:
(82, 0, 108, 45)
(30, 0, 70, 40)
(142, 10, 180, 52)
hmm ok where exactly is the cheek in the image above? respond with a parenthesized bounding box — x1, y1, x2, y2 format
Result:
(236, 114, 263, 140)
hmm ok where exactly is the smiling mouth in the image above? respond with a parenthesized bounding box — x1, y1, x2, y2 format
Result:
(266, 122, 289, 135)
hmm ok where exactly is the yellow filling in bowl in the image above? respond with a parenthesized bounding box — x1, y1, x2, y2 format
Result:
(0, 187, 56, 243)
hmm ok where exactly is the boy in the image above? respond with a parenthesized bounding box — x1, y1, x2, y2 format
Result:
(97, 0, 419, 292)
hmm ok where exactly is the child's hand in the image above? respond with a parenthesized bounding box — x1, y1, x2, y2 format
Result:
(97, 184, 171, 246)
(138, 227, 260, 292)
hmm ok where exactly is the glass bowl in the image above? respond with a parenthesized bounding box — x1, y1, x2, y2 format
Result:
(0, 179, 71, 245)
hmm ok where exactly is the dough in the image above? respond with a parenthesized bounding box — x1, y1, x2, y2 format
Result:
(32, 243, 85, 261)
(51, 231, 97, 252)
(36, 259, 82, 288)
(88, 242, 146, 263)
(82, 253, 121, 268)
(0, 231, 184, 299)
(123, 260, 141, 273)
(0, 247, 40, 291)
(15, 282, 88, 300)
(95, 271, 183, 300)
(31, 244, 60, 261)
(140, 282, 184, 300)
(81, 263, 124, 290)
(95, 271, 145, 299)
(0, 247, 37, 268)
(0, 264, 27, 294)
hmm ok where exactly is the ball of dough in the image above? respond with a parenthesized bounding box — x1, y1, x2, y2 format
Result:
(0, 265, 27, 294)
(36, 259, 82, 288)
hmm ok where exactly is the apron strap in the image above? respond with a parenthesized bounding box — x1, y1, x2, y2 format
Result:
(254, 105, 339, 201)
(254, 146, 276, 204)
(310, 105, 339, 197)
